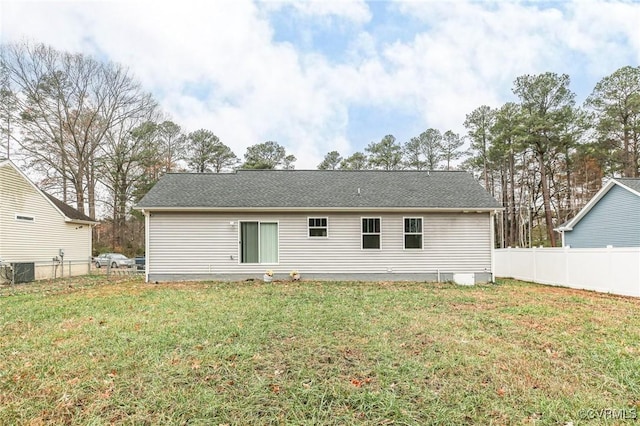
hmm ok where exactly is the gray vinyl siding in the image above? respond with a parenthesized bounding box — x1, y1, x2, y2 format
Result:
(0, 163, 92, 279)
(565, 185, 640, 248)
(147, 211, 492, 278)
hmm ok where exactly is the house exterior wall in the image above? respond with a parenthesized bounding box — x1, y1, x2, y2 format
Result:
(565, 185, 640, 248)
(0, 163, 92, 280)
(146, 211, 493, 282)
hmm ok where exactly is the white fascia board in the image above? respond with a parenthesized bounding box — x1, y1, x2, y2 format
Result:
(560, 179, 617, 231)
(5, 160, 70, 222)
(615, 180, 640, 198)
(4, 160, 97, 225)
(64, 218, 99, 225)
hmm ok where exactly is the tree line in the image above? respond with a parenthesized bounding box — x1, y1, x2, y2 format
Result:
(2, 41, 639, 250)
(317, 130, 464, 171)
(0, 42, 296, 254)
(316, 68, 640, 248)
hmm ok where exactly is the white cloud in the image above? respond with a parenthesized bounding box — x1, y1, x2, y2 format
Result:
(261, 0, 372, 24)
(345, 0, 640, 133)
(2, 0, 640, 168)
(563, 1, 640, 78)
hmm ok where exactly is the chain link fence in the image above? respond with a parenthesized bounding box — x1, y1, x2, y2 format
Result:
(0, 257, 92, 285)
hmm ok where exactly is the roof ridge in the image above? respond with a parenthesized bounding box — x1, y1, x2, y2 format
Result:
(163, 169, 469, 174)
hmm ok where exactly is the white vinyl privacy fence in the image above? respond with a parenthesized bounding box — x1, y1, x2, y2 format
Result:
(495, 247, 640, 297)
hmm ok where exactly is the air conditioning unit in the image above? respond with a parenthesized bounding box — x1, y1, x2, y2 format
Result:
(12, 262, 35, 283)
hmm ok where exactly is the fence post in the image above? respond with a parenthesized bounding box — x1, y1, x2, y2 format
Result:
(532, 247, 537, 283)
(505, 247, 510, 278)
(564, 246, 569, 287)
(510, 247, 515, 278)
(607, 245, 613, 293)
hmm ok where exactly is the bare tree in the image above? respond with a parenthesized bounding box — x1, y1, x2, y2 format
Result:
(99, 111, 158, 249)
(2, 41, 155, 217)
(0, 56, 17, 159)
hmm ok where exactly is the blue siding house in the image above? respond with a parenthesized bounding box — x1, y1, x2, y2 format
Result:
(556, 178, 640, 248)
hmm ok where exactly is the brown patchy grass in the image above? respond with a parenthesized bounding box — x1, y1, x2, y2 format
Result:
(1, 277, 639, 425)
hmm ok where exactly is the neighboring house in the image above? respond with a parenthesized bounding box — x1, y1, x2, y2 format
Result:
(555, 178, 640, 248)
(0, 159, 96, 282)
(136, 170, 502, 283)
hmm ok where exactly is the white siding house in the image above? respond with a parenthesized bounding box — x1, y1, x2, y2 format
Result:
(0, 159, 96, 282)
(136, 170, 502, 283)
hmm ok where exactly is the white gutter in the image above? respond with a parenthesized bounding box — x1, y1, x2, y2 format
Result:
(134, 206, 504, 213)
(64, 218, 99, 225)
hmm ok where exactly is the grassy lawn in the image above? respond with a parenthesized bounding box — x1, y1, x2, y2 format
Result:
(1, 277, 639, 425)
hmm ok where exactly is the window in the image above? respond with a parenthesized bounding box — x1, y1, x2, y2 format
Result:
(362, 217, 381, 249)
(404, 217, 423, 249)
(15, 214, 35, 223)
(308, 217, 328, 237)
(240, 221, 278, 263)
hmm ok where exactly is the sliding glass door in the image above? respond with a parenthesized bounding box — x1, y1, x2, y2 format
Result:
(240, 222, 259, 263)
(240, 221, 278, 264)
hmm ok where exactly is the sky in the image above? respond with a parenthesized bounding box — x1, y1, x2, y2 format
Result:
(2, 0, 640, 169)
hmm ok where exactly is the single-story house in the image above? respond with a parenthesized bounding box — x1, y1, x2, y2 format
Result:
(555, 178, 640, 248)
(0, 159, 96, 282)
(135, 170, 502, 283)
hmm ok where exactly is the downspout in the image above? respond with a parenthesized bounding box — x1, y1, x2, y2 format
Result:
(490, 210, 496, 283)
(144, 209, 150, 283)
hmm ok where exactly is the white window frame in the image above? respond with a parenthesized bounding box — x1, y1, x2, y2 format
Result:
(403, 217, 423, 250)
(237, 220, 280, 265)
(361, 217, 382, 250)
(15, 213, 35, 223)
(307, 217, 329, 238)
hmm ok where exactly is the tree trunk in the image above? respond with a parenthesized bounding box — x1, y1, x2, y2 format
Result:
(623, 127, 631, 177)
(73, 171, 85, 215)
(565, 161, 572, 223)
(538, 150, 556, 247)
(483, 139, 490, 192)
(508, 148, 517, 247)
(118, 175, 127, 249)
(87, 160, 96, 219)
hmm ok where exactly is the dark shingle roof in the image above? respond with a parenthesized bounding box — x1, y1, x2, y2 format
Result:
(44, 193, 96, 222)
(617, 178, 640, 194)
(136, 170, 501, 210)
